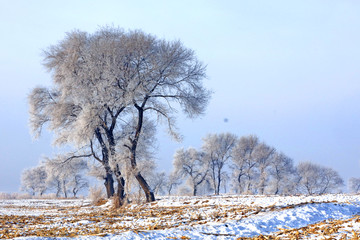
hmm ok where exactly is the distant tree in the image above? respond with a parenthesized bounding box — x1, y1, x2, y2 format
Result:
(165, 172, 183, 195)
(29, 27, 210, 204)
(253, 142, 275, 194)
(21, 165, 47, 196)
(149, 171, 167, 195)
(202, 133, 237, 195)
(173, 148, 208, 196)
(321, 167, 344, 194)
(231, 135, 259, 194)
(70, 174, 89, 197)
(267, 152, 296, 195)
(296, 161, 344, 195)
(231, 135, 297, 195)
(349, 177, 360, 193)
(44, 156, 88, 198)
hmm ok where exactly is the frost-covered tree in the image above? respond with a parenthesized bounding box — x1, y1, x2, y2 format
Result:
(69, 174, 89, 197)
(173, 148, 208, 196)
(29, 27, 210, 203)
(349, 177, 360, 193)
(28, 29, 127, 200)
(165, 172, 183, 195)
(296, 161, 344, 195)
(253, 143, 275, 194)
(21, 165, 48, 196)
(267, 152, 296, 195)
(231, 135, 284, 195)
(117, 31, 210, 202)
(202, 133, 236, 195)
(149, 171, 167, 195)
(320, 167, 344, 194)
(109, 117, 158, 202)
(44, 155, 88, 198)
(231, 135, 259, 194)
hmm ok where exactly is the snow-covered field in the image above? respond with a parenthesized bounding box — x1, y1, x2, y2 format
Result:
(2, 194, 360, 239)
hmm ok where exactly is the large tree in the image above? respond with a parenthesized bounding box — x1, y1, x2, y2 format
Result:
(29, 27, 210, 203)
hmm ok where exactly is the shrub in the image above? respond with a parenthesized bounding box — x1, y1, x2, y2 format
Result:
(88, 185, 105, 205)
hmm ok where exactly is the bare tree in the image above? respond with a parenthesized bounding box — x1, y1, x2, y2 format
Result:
(349, 177, 360, 193)
(21, 165, 48, 196)
(173, 148, 208, 196)
(202, 133, 236, 195)
(296, 161, 344, 195)
(29, 27, 210, 203)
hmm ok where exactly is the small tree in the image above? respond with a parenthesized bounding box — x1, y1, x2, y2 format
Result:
(21, 165, 48, 196)
(173, 148, 208, 196)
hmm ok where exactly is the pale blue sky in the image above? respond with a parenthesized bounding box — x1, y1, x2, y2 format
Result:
(1, 0, 360, 192)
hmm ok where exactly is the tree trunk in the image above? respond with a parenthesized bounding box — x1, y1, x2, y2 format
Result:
(237, 174, 243, 194)
(114, 164, 126, 205)
(135, 172, 155, 202)
(56, 181, 61, 197)
(168, 184, 173, 196)
(193, 185, 197, 196)
(216, 169, 221, 195)
(130, 104, 155, 203)
(104, 173, 115, 198)
(95, 128, 116, 199)
(63, 180, 68, 198)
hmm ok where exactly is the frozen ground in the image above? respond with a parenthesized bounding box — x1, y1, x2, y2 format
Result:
(1, 194, 360, 239)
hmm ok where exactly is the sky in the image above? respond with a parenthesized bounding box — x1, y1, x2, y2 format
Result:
(1, 0, 360, 193)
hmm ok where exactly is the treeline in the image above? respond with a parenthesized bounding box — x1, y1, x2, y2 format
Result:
(21, 133, 360, 198)
(160, 133, 347, 196)
(21, 157, 88, 197)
